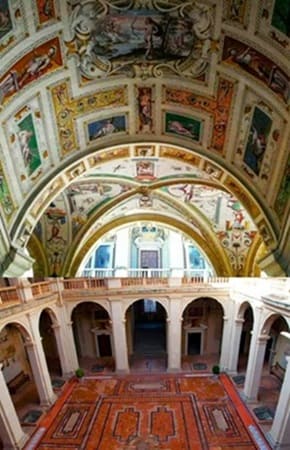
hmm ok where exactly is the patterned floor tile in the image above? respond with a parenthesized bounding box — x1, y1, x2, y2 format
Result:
(25, 375, 271, 450)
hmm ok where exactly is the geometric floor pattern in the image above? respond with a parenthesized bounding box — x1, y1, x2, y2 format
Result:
(25, 374, 271, 450)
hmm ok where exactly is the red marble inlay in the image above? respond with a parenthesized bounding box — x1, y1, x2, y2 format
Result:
(26, 374, 271, 450)
(150, 406, 175, 442)
(113, 407, 139, 442)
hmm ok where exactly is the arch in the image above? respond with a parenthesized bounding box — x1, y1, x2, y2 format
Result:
(181, 296, 225, 363)
(261, 313, 290, 336)
(66, 214, 232, 277)
(76, 220, 216, 278)
(39, 308, 62, 377)
(236, 301, 255, 373)
(0, 321, 41, 432)
(69, 299, 112, 321)
(237, 301, 254, 319)
(38, 306, 59, 327)
(181, 296, 226, 318)
(12, 144, 279, 277)
(124, 297, 169, 320)
(125, 298, 168, 370)
(11, 144, 275, 242)
(71, 301, 114, 370)
(0, 320, 32, 342)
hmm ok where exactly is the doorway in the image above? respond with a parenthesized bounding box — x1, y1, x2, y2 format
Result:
(97, 334, 112, 357)
(140, 250, 159, 269)
(126, 299, 167, 370)
(188, 332, 201, 355)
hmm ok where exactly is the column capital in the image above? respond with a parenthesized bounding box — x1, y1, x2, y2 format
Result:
(258, 333, 270, 343)
(24, 338, 36, 348)
(109, 297, 123, 302)
(235, 318, 245, 324)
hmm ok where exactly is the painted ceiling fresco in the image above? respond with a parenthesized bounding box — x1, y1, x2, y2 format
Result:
(0, 0, 289, 277)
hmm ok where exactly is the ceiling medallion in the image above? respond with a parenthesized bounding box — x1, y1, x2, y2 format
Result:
(66, 0, 214, 80)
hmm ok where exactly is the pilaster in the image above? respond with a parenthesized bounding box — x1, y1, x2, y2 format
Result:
(110, 300, 129, 373)
(66, 320, 81, 371)
(51, 322, 74, 377)
(219, 316, 231, 371)
(26, 312, 57, 407)
(227, 318, 244, 374)
(167, 298, 182, 371)
(268, 356, 290, 449)
(243, 332, 269, 401)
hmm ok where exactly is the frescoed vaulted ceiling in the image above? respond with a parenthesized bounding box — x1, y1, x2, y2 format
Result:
(0, 0, 289, 277)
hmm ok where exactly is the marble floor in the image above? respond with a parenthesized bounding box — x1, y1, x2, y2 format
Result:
(6, 353, 282, 448)
(22, 373, 273, 450)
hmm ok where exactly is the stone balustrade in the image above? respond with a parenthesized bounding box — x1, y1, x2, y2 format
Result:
(0, 286, 20, 306)
(0, 277, 289, 314)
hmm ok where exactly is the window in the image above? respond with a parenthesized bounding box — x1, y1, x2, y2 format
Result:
(144, 299, 157, 313)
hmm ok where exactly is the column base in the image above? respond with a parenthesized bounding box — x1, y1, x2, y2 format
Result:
(240, 391, 258, 403)
(115, 369, 130, 374)
(62, 371, 75, 380)
(40, 392, 57, 409)
(266, 432, 290, 450)
(167, 367, 181, 373)
(225, 370, 238, 376)
(3, 432, 28, 450)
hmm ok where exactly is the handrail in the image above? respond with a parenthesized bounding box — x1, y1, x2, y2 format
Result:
(31, 281, 51, 297)
(62, 276, 230, 290)
(81, 268, 211, 278)
(0, 286, 20, 305)
(0, 278, 288, 314)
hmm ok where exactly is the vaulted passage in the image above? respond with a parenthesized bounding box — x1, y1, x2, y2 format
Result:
(0, 2, 289, 277)
(126, 299, 167, 371)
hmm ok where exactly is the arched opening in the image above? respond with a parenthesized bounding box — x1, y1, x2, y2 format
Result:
(78, 222, 215, 279)
(39, 309, 62, 380)
(71, 302, 114, 373)
(182, 298, 224, 371)
(238, 304, 254, 372)
(265, 317, 289, 369)
(126, 299, 167, 371)
(0, 323, 41, 435)
(252, 315, 289, 425)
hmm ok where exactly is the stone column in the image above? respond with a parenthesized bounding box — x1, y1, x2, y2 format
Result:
(58, 299, 82, 372)
(227, 318, 244, 374)
(51, 322, 74, 377)
(219, 316, 231, 371)
(269, 356, 290, 449)
(0, 364, 28, 449)
(167, 299, 182, 371)
(65, 320, 81, 371)
(243, 332, 269, 401)
(110, 300, 129, 372)
(25, 339, 56, 407)
(26, 312, 56, 407)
